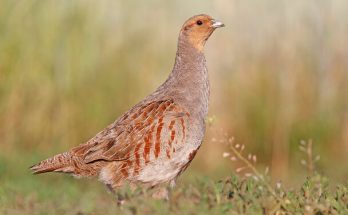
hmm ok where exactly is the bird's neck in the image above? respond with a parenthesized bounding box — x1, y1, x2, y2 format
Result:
(171, 36, 207, 88)
(160, 35, 210, 118)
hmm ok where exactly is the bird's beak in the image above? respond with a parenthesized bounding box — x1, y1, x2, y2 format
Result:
(211, 19, 225, 28)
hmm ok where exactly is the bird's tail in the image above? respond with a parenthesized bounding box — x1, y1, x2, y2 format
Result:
(30, 152, 74, 174)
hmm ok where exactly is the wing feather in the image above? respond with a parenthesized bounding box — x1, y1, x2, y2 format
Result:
(72, 100, 189, 165)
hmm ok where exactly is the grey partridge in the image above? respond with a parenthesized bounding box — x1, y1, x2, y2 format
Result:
(30, 14, 224, 190)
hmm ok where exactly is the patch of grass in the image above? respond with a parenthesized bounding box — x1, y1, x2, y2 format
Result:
(1, 172, 348, 215)
(1, 141, 347, 215)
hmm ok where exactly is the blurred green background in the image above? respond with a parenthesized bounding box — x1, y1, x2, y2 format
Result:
(1, 0, 348, 196)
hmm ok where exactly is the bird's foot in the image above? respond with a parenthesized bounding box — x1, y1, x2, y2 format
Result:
(116, 193, 126, 206)
(106, 184, 126, 206)
(151, 187, 169, 201)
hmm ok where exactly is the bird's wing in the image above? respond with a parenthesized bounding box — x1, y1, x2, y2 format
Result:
(72, 99, 190, 164)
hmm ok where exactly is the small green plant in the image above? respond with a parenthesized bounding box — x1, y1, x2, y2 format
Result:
(222, 136, 289, 214)
(299, 139, 320, 176)
(219, 135, 348, 214)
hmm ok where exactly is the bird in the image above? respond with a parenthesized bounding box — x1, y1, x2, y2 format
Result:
(30, 14, 224, 192)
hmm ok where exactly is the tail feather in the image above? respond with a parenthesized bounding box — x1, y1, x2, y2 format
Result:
(30, 152, 74, 174)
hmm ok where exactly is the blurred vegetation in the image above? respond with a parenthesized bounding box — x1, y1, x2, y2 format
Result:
(0, 0, 348, 213)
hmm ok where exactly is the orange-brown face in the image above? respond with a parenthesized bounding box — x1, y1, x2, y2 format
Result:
(180, 14, 224, 51)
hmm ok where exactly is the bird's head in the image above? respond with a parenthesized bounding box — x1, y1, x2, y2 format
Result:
(180, 14, 224, 52)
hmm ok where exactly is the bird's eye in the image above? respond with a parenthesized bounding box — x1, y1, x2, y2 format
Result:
(196, 20, 203, 25)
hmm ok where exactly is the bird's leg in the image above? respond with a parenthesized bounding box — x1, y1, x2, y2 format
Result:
(166, 178, 177, 200)
(106, 184, 125, 206)
(106, 184, 116, 195)
(169, 179, 177, 189)
(150, 178, 177, 200)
